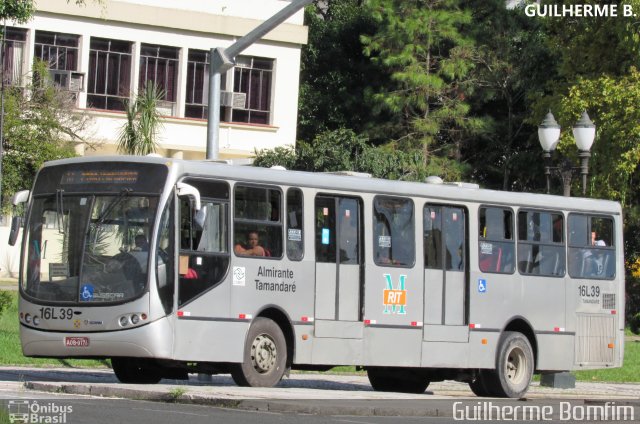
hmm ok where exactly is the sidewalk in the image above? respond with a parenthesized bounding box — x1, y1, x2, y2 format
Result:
(1, 367, 639, 417)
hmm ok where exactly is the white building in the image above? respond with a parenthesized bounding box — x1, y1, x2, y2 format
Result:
(2, 0, 308, 160)
(0, 0, 308, 277)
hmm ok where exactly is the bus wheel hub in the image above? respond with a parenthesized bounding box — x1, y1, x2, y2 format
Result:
(251, 334, 277, 373)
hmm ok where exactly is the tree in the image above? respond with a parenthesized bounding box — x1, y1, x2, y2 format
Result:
(298, 0, 381, 143)
(360, 0, 482, 180)
(117, 83, 164, 156)
(1, 61, 91, 210)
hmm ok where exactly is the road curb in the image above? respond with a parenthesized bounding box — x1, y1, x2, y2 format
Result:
(22, 381, 454, 416)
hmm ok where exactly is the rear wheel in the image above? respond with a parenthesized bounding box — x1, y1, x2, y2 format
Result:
(231, 317, 288, 387)
(111, 358, 162, 384)
(484, 332, 534, 398)
(367, 368, 430, 394)
(468, 369, 496, 397)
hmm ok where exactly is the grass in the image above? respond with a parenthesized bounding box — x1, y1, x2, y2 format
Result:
(0, 291, 107, 368)
(0, 289, 638, 382)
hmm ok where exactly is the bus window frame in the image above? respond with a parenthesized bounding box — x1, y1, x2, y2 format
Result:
(233, 183, 284, 260)
(372, 195, 416, 268)
(516, 208, 566, 278)
(176, 178, 231, 306)
(478, 205, 516, 275)
(286, 187, 304, 262)
(567, 213, 616, 280)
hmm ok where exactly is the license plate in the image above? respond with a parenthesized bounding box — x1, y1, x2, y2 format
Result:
(64, 336, 90, 347)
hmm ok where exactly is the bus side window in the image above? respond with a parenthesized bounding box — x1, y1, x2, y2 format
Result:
(568, 214, 615, 280)
(517, 210, 565, 277)
(234, 185, 283, 258)
(478, 207, 514, 274)
(286, 188, 304, 261)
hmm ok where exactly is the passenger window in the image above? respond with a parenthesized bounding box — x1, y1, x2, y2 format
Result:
(315, 197, 336, 263)
(517, 210, 565, 277)
(286, 188, 304, 261)
(234, 185, 282, 258)
(478, 207, 515, 274)
(568, 214, 615, 280)
(178, 179, 230, 306)
(373, 197, 414, 267)
(424, 205, 465, 271)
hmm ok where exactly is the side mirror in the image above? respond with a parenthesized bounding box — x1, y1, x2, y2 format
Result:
(8, 190, 30, 246)
(176, 182, 206, 230)
(8, 216, 22, 246)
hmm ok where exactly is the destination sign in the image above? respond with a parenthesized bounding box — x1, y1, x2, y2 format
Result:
(61, 170, 139, 185)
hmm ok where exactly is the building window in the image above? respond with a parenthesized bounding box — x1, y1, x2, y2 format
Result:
(87, 38, 132, 111)
(228, 56, 273, 125)
(1, 27, 27, 86)
(185, 49, 210, 119)
(34, 31, 79, 71)
(139, 43, 178, 115)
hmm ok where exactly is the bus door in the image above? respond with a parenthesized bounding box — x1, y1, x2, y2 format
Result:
(314, 196, 362, 328)
(423, 205, 469, 341)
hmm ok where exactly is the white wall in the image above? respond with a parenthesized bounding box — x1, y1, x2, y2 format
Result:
(14, 0, 306, 159)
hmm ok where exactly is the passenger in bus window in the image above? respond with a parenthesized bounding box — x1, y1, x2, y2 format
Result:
(234, 231, 266, 257)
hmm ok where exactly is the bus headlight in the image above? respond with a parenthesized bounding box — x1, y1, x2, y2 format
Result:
(33, 316, 41, 326)
(25, 314, 32, 324)
(130, 314, 140, 325)
(119, 316, 129, 327)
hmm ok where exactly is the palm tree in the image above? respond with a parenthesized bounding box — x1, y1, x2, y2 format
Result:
(117, 82, 165, 155)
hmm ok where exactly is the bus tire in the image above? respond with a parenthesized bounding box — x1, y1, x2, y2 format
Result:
(367, 368, 430, 394)
(111, 358, 162, 384)
(488, 331, 534, 398)
(468, 369, 495, 397)
(231, 317, 287, 387)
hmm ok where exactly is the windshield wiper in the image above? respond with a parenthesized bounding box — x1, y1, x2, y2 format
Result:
(95, 188, 132, 227)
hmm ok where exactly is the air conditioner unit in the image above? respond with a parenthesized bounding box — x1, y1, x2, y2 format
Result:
(220, 91, 247, 108)
(48, 70, 84, 92)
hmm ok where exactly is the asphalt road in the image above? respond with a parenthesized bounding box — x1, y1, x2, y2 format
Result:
(0, 366, 638, 422)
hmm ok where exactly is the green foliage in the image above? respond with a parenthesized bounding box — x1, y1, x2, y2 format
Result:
(298, 0, 381, 142)
(254, 129, 463, 182)
(117, 83, 165, 155)
(0, 0, 35, 23)
(360, 0, 481, 177)
(0, 291, 11, 316)
(2, 60, 88, 210)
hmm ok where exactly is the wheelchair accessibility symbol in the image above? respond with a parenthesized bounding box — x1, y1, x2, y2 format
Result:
(477, 279, 487, 293)
(80, 284, 94, 301)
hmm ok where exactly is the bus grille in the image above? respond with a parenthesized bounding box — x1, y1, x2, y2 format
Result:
(575, 314, 615, 365)
(601, 293, 616, 310)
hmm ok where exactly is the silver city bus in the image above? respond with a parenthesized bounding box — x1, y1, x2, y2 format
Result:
(10, 156, 625, 397)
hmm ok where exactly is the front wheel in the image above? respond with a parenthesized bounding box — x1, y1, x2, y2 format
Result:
(231, 317, 288, 387)
(484, 332, 534, 398)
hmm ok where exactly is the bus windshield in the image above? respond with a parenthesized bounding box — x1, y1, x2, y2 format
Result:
(20, 162, 168, 304)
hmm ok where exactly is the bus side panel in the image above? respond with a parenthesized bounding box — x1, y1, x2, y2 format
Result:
(173, 319, 248, 362)
(536, 334, 574, 370)
(363, 328, 422, 367)
(310, 337, 363, 365)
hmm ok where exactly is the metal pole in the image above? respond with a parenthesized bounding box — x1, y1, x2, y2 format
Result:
(205, 0, 313, 160)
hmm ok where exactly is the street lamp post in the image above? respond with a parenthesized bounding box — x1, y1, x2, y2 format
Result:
(538, 111, 596, 197)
